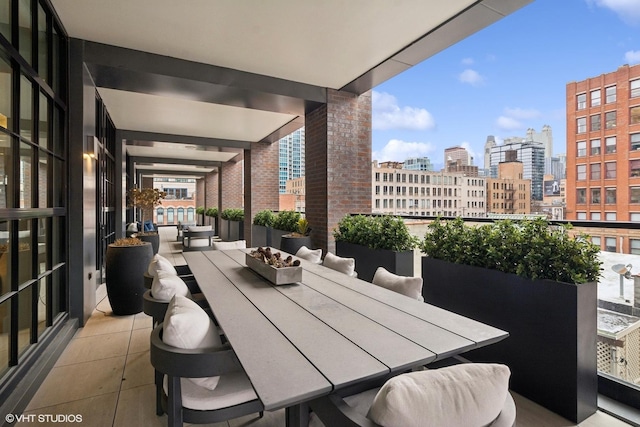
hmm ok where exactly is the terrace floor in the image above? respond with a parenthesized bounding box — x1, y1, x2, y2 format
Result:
(16, 227, 633, 426)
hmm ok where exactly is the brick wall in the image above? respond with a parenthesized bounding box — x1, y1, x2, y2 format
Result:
(220, 161, 243, 211)
(244, 142, 279, 246)
(306, 89, 372, 253)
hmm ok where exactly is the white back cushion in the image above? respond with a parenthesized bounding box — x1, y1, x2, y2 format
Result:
(213, 240, 247, 250)
(188, 225, 212, 232)
(148, 253, 178, 277)
(295, 246, 322, 264)
(372, 267, 424, 301)
(151, 270, 191, 302)
(163, 295, 223, 390)
(323, 252, 356, 277)
(367, 364, 511, 427)
(126, 222, 138, 232)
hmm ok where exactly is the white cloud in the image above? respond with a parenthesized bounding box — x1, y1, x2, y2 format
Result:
(503, 107, 542, 120)
(586, 0, 640, 25)
(458, 69, 485, 86)
(461, 57, 474, 65)
(459, 142, 477, 163)
(625, 50, 640, 64)
(496, 116, 523, 131)
(372, 139, 435, 163)
(372, 91, 435, 131)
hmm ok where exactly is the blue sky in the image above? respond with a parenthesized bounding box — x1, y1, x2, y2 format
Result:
(372, 0, 640, 168)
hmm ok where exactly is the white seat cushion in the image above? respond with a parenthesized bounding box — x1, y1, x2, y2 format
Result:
(126, 222, 138, 232)
(163, 370, 258, 411)
(151, 270, 191, 302)
(188, 225, 212, 232)
(148, 253, 178, 277)
(212, 240, 247, 250)
(295, 246, 322, 264)
(368, 364, 511, 427)
(163, 295, 223, 390)
(372, 267, 424, 301)
(323, 252, 356, 277)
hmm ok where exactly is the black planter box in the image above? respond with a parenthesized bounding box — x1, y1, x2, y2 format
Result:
(421, 257, 597, 423)
(228, 220, 244, 242)
(335, 241, 413, 283)
(252, 224, 271, 247)
(271, 228, 289, 250)
(280, 235, 312, 255)
(219, 218, 229, 241)
(105, 243, 153, 315)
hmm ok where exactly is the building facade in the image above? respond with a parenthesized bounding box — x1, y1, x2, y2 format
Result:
(486, 152, 531, 215)
(444, 146, 471, 166)
(489, 140, 545, 200)
(403, 157, 433, 171)
(372, 161, 485, 217)
(567, 64, 640, 222)
(279, 127, 305, 194)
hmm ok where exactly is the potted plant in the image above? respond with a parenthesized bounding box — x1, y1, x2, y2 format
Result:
(419, 217, 602, 423)
(252, 209, 276, 247)
(195, 206, 205, 225)
(333, 214, 417, 282)
(205, 207, 218, 232)
(127, 187, 166, 254)
(220, 208, 244, 241)
(105, 237, 153, 315)
(271, 210, 301, 250)
(280, 218, 313, 255)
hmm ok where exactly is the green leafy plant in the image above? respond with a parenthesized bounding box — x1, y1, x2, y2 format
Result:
(253, 209, 275, 227)
(221, 208, 244, 221)
(419, 217, 602, 284)
(195, 206, 205, 215)
(272, 210, 301, 233)
(333, 215, 417, 252)
(205, 207, 218, 218)
(296, 218, 311, 236)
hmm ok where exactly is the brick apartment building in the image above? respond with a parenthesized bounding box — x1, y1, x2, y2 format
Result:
(567, 64, 640, 222)
(486, 150, 531, 215)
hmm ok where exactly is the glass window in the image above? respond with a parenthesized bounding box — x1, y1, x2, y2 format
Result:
(605, 162, 616, 179)
(0, 56, 11, 131)
(592, 236, 601, 246)
(631, 106, 640, 125)
(167, 207, 174, 224)
(606, 188, 616, 204)
(591, 212, 601, 220)
(19, 143, 32, 208)
(631, 160, 640, 178)
(577, 188, 586, 203)
(0, 220, 10, 293)
(590, 163, 600, 180)
(577, 117, 586, 133)
(605, 111, 616, 129)
(577, 93, 586, 110)
(0, 134, 13, 208)
(37, 4, 49, 82)
(631, 239, 640, 255)
(577, 212, 587, 220)
(577, 164, 586, 180)
(38, 92, 49, 147)
(631, 187, 640, 203)
(0, 0, 10, 42)
(18, 219, 32, 285)
(38, 152, 48, 208)
(52, 216, 64, 265)
(606, 86, 616, 103)
(632, 79, 640, 98)
(577, 141, 586, 156)
(591, 188, 601, 204)
(606, 136, 616, 154)
(605, 237, 616, 252)
(52, 157, 63, 207)
(590, 115, 600, 131)
(0, 297, 9, 377)
(606, 212, 617, 221)
(37, 277, 47, 337)
(632, 133, 640, 151)
(177, 207, 184, 223)
(20, 75, 33, 140)
(187, 207, 194, 222)
(18, 0, 32, 65)
(632, 213, 640, 222)
(591, 89, 601, 107)
(156, 207, 164, 224)
(590, 139, 601, 155)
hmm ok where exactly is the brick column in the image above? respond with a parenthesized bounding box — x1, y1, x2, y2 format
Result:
(244, 142, 280, 246)
(306, 89, 372, 254)
(220, 161, 243, 211)
(203, 170, 219, 209)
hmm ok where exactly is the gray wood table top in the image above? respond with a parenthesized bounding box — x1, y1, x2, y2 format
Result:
(184, 249, 508, 412)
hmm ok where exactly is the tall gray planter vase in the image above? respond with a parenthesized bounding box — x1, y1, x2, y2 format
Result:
(421, 257, 597, 424)
(137, 233, 159, 254)
(105, 242, 153, 315)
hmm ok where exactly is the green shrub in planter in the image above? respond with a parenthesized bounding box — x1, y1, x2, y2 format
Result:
(195, 206, 205, 215)
(221, 208, 244, 222)
(272, 210, 300, 233)
(253, 209, 275, 227)
(419, 217, 601, 284)
(205, 207, 218, 218)
(333, 215, 417, 252)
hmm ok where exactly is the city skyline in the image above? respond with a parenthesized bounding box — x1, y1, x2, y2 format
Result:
(372, 0, 640, 168)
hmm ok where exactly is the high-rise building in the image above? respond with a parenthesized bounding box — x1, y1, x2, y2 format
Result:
(526, 125, 553, 159)
(403, 157, 434, 171)
(279, 127, 305, 194)
(486, 150, 531, 215)
(484, 135, 496, 170)
(444, 146, 471, 166)
(488, 141, 545, 200)
(566, 64, 640, 221)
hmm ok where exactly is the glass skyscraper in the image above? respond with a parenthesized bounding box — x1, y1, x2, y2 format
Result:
(279, 128, 305, 194)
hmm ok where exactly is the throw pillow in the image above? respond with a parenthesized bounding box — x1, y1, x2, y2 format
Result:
(295, 246, 322, 264)
(151, 270, 191, 301)
(163, 295, 222, 390)
(372, 267, 424, 301)
(323, 252, 356, 277)
(367, 364, 511, 427)
(148, 253, 178, 277)
(126, 222, 138, 232)
(143, 220, 154, 232)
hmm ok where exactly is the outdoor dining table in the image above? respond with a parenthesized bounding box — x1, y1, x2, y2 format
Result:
(184, 249, 509, 427)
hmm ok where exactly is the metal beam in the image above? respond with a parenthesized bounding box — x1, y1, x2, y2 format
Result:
(120, 130, 252, 150)
(136, 169, 209, 177)
(259, 117, 305, 144)
(130, 156, 222, 167)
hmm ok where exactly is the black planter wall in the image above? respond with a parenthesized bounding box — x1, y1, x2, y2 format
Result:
(270, 229, 289, 250)
(228, 220, 244, 241)
(105, 242, 153, 315)
(219, 218, 229, 241)
(280, 235, 312, 255)
(335, 241, 414, 283)
(421, 257, 597, 424)
(252, 225, 271, 247)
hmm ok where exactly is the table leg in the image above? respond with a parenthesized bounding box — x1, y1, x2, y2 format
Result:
(285, 402, 309, 427)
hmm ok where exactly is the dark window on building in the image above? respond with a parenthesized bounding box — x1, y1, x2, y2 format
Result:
(606, 86, 616, 103)
(577, 188, 586, 204)
(590, 114, 601, 131)
(605, 111, 616, 129)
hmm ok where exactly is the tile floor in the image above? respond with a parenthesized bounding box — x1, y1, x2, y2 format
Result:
(16, 227, 633, 426)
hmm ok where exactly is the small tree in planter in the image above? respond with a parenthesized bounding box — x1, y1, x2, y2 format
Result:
(252, 209, 276, 247)
(127, 187, 166, 254)
(333, 215, 417, 282)
(419, 217, 602, 423)
(220, 208, 244, 241)
(280, 218, 313, 255)
(271, 210, 301, 250)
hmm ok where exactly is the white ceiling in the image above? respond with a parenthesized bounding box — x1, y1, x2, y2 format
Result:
(50, 0, 533, 174)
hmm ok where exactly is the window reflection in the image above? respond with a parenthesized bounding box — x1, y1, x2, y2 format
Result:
(20, 75, 33, 140)
(38, 218, 47, 274)
(39, 92, 49, 147)
(0, 56, 11, 131)
(37, 4, 48, 82)
(37, 277, 46, 337)
(0, 134, 12, 208)
(18, 0, 32, 65)
(0, 0, 10, 43)
(17, 286, 32, 356)
(0, 298, 10, 377)
(20, 143, 32, 208)
(0, 220, 10, 296)
(18, 219, 32, 285)
(38, 152, 48, 208)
